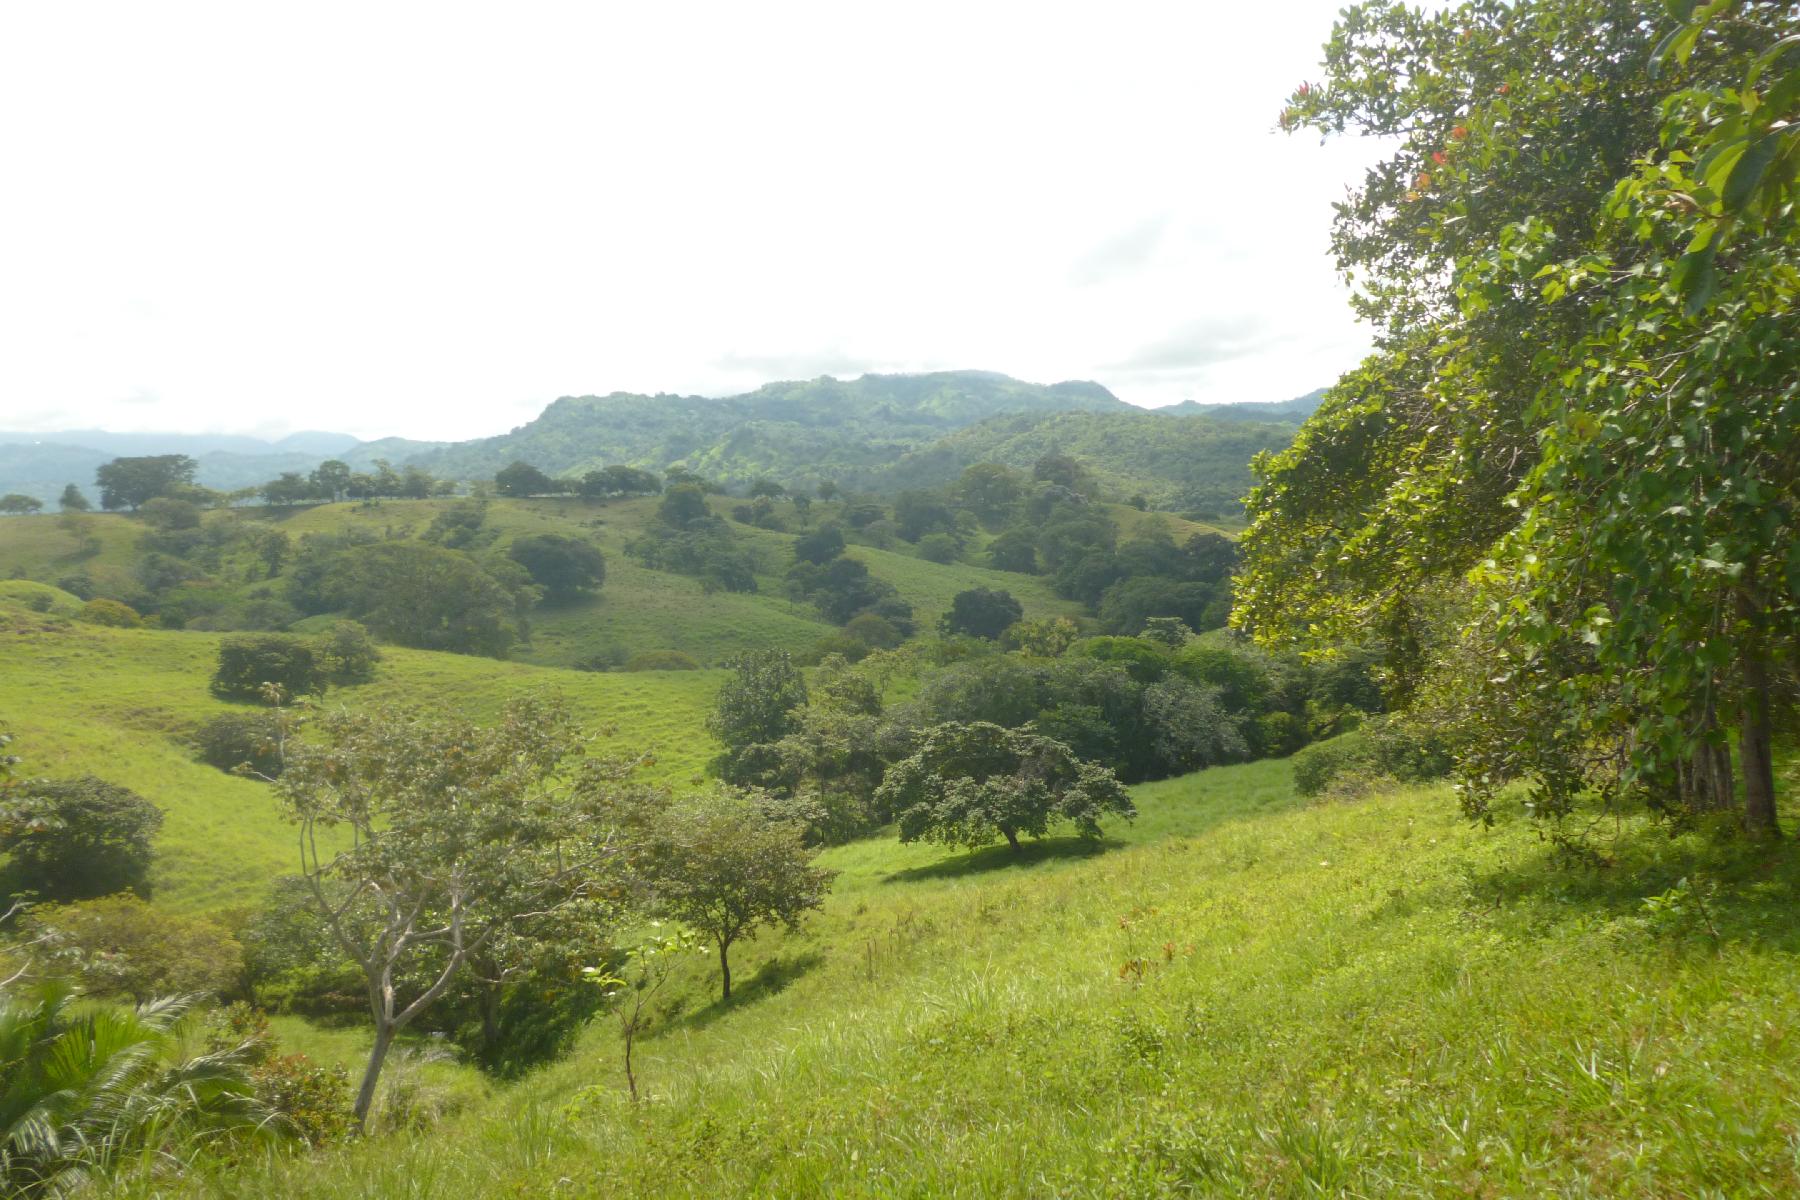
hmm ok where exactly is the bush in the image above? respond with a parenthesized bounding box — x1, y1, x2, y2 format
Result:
(211, 634, 323, 702)
(916, 533, 960, 564)
(204, 1006, 355, 1148)
(77, 597, 143, 627)
(315, 619, 381, 685)
(193, 711, 288, 778)
(940, 587, 1023, 640)
(804, 634, 872, 664)
(25, 895, 241, 1003)
(843, 612, 903, 650)
(0, 776, 163, 901)
(621, 650, 701, 671)
(508, 533, 606, 600)
(1291, 732, 1372, 798)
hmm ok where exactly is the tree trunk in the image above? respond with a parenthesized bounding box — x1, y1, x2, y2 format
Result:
(623, 1025, 637, 1103)
(1003, 828, 1020, 852)
(718, 939, 732, 1002)
(1738, 589, 1781, 840)
(479, 981, 501, 1054)
(353, 1020, 396, 1130)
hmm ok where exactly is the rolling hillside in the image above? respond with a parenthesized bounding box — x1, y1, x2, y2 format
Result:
(143, 744, 1800, 1197)
(0, 609, 722, 912)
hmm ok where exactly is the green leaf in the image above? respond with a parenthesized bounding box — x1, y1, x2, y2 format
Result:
(1721, 133, 1780, 213)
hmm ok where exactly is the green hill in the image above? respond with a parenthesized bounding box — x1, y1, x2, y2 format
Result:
(870, 408, 1298, 516)
(0, 610, 722, 912)
(407, 371, 1128, 491)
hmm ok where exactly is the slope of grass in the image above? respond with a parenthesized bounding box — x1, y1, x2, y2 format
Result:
(164, 756, 1800, 1198)
(0, 510, 145, 596)
(0, 613, 720, 912)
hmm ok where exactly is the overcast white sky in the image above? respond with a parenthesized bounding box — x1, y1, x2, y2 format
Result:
(1, 2, 1388, 442)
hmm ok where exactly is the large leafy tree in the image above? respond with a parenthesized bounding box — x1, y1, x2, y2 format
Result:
(1239, 0, 1799, 837)
(275, 694, 625, 1126)
(877, 721, 1136, 853)
(507, 533, 606, 601)
(95, 454, 197, 511)
(324, 541, 533, 658)
(706, 651, 809, 788)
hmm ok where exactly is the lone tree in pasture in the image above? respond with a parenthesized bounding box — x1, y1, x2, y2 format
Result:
(0, 494, 42, 515)
(57, 484, 91, 512)
(636, 790, 834, 1002)
(941, 587, 1023, 641)
(95, 454, 197, 511)
(877, 722, 1135, 854)
(494, 460, 557, 497)
(508, 533, 606, 601)
(275, 694, 625, 1127)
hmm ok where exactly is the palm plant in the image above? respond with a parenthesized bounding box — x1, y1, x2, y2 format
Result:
(0, 981, 276, 1196)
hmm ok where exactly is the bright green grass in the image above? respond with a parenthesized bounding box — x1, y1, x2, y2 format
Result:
(156, 755, 1800, 1198)
(0, 511, 145, 596)
(0, 612, 720, 912)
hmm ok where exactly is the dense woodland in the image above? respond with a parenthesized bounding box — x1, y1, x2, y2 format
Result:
(0, 1, 1797, 1195)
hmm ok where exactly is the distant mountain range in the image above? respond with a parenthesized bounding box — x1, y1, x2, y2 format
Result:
(0, 372, 1325, 510)
(0, 431, 445, 506)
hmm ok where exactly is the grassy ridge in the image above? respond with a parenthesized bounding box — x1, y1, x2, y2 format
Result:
(168, 755, 1800, 1197)
(0, 612, 720, 912)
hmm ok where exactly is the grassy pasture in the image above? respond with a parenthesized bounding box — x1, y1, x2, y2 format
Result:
(0, 613, 720, 912)
(156, 749, 1800, 1198)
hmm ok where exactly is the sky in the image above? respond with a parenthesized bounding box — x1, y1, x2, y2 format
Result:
(0, 1, 1390, 443)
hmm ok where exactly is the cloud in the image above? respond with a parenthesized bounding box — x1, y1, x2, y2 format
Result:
(1107, 315, 1282, 374)
(1068, 216, 1170, 287)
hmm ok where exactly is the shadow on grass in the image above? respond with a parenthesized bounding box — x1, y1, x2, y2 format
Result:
(882, 835, 1127, 885)
(671, 948, 827, 1033)
(1454, 811, 1800, 952)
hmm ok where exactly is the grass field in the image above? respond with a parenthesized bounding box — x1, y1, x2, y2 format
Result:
(147, 747, 1800, 1198)
(0, 611, 721, 912)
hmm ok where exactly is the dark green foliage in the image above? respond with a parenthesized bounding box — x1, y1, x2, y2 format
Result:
(422, 499, 490, 550)
(708, 651, 809, 787)
(627, 519, 758, 594)
(323, 541, 528, 657)
(494, 461, 558, 497)
(916, 532, 960, 564)
(786, 555, 907, 627)
(508, 533, 606, 600)
(941, 587, 1023, 640)
(893, 491, 956, 542)
(657, 484, 711, 529)
(843, 612, 903, 650)
(76, 598, 142, 627)
(1075, 636, 1173, 683)
(211, 634, 323, 702)
(57, 484, 91, 512)
(315, 620, 381, 685)
(0, 776, 162, 901)
(95, 454, 198, 511)
(986, 528, 1038, 574)
(578, 465, 662, 498)
(1098, 577, 1226, 635)
(193, 711, 288, 778)
(793, 524, 846, 566)
(878, 721, 1135, 852)
(0, 494, 44, 515)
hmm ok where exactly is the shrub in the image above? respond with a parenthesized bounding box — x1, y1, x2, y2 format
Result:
(622, 650, 701, 671)
(843, 612, 903, 650)
(1291, 732, 1372, 798)
(77, 597, 143, 627)
(315, 619, 381, 685)
(211, 634, 323, 702)
(0, 776, 162, 901)
(508, 533, 606, 600)
(940, 587, 1023, 640)
(25, 895, 241, 1003)
(805, 634, 872, 664)
(193, 711, 288, 778)
(204, 1005, 355, 1148)
(916, 532, 960, 564)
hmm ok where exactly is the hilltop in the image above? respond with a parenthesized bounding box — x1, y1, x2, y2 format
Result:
(405, 371, 1130, 490)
